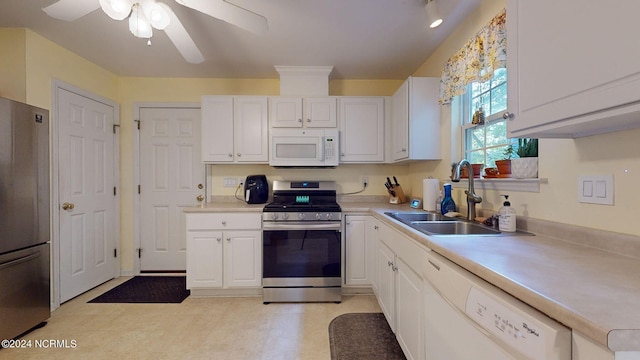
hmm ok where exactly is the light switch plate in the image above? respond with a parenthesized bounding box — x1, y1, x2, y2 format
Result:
(223, 177, 239, 187)
(578, 174, 614, 205)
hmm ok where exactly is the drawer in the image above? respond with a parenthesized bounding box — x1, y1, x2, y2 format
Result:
(186, 213, 261, 230)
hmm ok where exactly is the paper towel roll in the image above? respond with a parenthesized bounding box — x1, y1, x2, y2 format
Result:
(423, 178, 440, 211)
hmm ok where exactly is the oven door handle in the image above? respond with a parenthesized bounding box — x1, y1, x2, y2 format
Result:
(263, 222, 341, 231)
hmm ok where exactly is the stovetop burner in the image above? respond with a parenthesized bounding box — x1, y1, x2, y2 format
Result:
(263, 180, 341, 220)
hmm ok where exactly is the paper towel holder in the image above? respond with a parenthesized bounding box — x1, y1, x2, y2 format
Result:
(410, 199, 422, 209)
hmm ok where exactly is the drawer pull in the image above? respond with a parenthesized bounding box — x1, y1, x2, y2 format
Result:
(428, 259, 441, 271)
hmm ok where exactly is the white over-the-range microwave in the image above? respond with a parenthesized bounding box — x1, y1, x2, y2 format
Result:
(269, 128, 339, 167)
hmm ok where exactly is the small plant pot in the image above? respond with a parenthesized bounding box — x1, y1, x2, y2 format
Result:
(460, 163, 484, 178)
(495, 159, 512, 175)
(511, 157, 538, 178)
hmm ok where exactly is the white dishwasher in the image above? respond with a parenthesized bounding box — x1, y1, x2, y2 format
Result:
(423, 251, 571, 360)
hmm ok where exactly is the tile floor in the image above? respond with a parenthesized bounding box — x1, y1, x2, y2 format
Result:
(2, 278, 381, 360)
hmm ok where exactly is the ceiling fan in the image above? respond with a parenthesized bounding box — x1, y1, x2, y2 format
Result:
(42, 0, 269, 64)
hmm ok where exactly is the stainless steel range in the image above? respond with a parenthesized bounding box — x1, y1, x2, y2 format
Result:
(262, 180, 342, 303)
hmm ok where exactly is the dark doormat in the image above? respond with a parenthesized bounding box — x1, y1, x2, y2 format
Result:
(88, 276, 190, 304)
(329, 313, 407, 360)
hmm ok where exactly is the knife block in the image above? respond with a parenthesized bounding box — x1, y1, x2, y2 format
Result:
(389, 185, 408, 204)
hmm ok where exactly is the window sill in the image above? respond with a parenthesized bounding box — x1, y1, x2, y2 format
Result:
(450, 178, 548, 193)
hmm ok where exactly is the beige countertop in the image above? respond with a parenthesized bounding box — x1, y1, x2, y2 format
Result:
(184, 200, 640, 352)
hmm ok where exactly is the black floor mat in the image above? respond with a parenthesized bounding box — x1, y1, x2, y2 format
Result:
(88, 276, 189, 304)
(329, 313, 406, 360)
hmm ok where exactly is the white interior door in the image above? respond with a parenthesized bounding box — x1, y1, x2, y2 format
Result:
(139, 107, 204, 271)
(58, 88, 117, 303)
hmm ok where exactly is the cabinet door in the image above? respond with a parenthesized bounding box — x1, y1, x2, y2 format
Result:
(201, 96, 234, 162)
(186, 230, 223, 289)
(345, 215, 375, 285)
(376, 239, 396, 332)
(224, 230, 262, 288)
(396, 257, 424, 360)
(305, 97, 337, 127)
(234, 97, 269, 162)
(269, 97, 303, 127)
(391, 80, 409, 161)
(339, 97, 385, 162)
(507, 0, 640, 138)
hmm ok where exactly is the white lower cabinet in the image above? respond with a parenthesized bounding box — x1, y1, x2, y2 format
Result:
(186, 213, 262, 290)
(374, 221, 426, 360)
(345, 215, 376, 286)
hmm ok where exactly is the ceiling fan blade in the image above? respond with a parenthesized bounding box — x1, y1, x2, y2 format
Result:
(175, 0, 268, 35)
(42, 0, 100, 21)
(162, 4, 205, 64)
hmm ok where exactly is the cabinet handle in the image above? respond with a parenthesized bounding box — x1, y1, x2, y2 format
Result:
(502, 112, 514, 120)
(222, 221, 227, 226)
(392, 265, 398, 272)
(237, 153, 241, 157)
(374, 225, 379, 230)
(387, 260, 393, 267)
(428, 260, 441, 271)
(307, 118, 311, 123)
(216, 237, 222, 242)
(298, 118, 303, 123)
(197, 195, 204, 202)
(228, 153, 233, 157)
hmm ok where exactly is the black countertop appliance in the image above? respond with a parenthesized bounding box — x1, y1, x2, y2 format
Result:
(244, 175, 269, 204)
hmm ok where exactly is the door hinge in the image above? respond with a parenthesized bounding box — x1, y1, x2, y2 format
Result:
(137, 248, 142, 258)
(113, 186, 117, 196)
(138, 185, 141, 194)
(114, 248, 117, 258)
(113, 124, 120, 134)
(135, 119, 140, 130)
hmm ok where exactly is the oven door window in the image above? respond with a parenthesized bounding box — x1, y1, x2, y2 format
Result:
(263, 229, 341, 278)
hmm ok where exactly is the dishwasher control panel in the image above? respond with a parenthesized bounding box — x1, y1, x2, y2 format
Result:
(465, 287, 552, 359)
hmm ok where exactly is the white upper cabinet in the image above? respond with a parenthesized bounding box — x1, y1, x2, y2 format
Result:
(269, 97, 337, 127)
(507, 0, 640, 138)
(339, 97, 385, 163)
(390, 77, 441, 162)
(201, 96, 268, 163)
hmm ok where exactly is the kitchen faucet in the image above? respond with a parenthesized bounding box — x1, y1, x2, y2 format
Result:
(451, 159, 482, 221)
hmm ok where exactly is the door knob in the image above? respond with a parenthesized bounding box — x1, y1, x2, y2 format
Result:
(197, 195, 204, 202)
(62, 202, 75, 210)
(197, 183, 203, 189)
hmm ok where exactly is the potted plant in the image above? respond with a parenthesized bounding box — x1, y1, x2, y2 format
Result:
(511, 138, 539, 178)
(495, 145, 514, 176)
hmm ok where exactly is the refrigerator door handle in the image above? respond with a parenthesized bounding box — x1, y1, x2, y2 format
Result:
(0, 251, 41, 270)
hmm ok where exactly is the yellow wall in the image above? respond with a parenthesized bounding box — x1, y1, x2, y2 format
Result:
(0, 28, 27, 102)
(409, 0, 640, 236)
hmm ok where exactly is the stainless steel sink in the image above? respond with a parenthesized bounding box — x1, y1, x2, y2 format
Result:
(384, 211, 454, 223)
(409, 221, 501, 236)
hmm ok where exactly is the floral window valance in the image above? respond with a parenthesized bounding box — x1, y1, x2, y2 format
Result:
(439, 8, 507, 105)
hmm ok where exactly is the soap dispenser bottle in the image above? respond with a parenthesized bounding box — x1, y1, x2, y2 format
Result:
(498, 195, 516, 232)
(440, 183, 456, 215)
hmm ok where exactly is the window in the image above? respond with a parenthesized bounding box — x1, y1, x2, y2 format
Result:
(462, 67, 514, 169)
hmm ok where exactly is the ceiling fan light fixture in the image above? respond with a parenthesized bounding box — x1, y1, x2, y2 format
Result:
(129, 4, 153, 38)
(99, 0, 133, 20)
(425, 0, 443, 28)
(143, 1, 171, 30)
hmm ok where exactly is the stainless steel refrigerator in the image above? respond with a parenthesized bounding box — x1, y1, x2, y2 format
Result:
(0, 97, 50, 340)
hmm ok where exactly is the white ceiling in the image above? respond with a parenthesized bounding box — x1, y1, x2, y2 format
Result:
(0, 0, 481, 79)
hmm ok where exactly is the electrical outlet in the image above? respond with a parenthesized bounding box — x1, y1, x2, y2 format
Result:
(362, 176, 368, 186)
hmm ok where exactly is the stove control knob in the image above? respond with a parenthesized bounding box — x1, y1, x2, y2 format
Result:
(271, 213, 279, 220)
(298, 213, 305, 220)
(325, 213, 333, 220)
(282, 213, 289, 220)
(315, 213, 321, 220)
